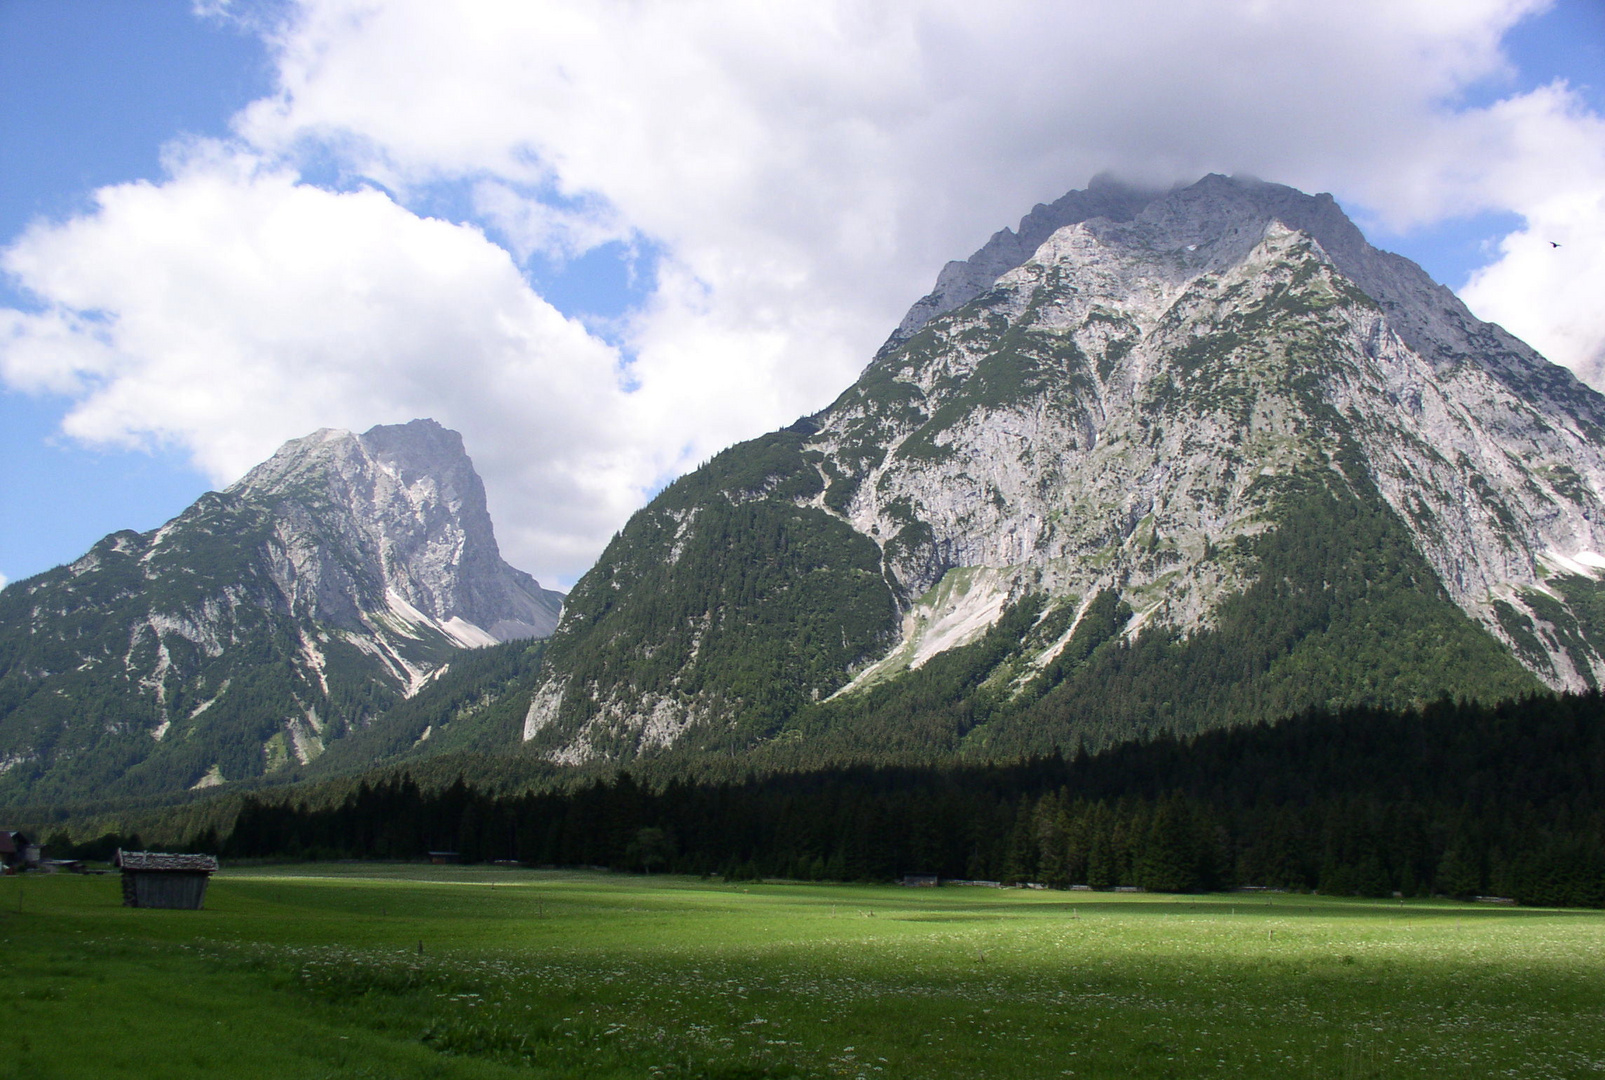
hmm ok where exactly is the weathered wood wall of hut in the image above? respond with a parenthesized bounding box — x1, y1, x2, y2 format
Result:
(125, 872, 210, 909)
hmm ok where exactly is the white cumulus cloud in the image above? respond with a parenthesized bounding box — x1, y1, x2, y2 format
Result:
(1456, 85, 1605, 379)
(0, 147, 637, 584)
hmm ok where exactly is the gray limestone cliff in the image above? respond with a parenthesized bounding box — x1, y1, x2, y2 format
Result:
(230, 420, 561, 645)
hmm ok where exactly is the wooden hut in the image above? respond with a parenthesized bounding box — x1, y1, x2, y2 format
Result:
(115, 850, 219, 909)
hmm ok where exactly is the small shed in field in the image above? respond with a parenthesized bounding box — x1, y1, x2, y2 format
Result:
(115, 850, 219, 909)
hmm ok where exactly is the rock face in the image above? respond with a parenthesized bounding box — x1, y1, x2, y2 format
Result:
(522, 174, 1605, 767)
(0, 419, 561, 805)
(230, 421, 560, 646)
(889, 174, 1159, 346)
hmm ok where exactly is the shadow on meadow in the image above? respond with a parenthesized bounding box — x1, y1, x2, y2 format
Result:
(2, 869, 1603, 1078)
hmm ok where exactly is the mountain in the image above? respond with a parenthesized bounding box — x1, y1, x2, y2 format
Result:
(0, 419, 562, 806)
(518, 173, 1605, 771)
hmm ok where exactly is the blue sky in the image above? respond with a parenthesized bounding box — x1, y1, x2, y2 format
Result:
(3, 1, 1605, 589)
(1364, 0, 1605, 281)
(1, 4, 267, 581)
(0, 1, 647, 582)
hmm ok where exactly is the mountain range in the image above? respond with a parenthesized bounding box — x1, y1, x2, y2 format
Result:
(8, 173, 1605, 809)
(520, 174, 1605, 771)
(0, 419, 560, 806)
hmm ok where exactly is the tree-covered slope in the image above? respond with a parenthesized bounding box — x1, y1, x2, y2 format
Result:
(522, 430, 900, 764)
(307, 638, 551, 773)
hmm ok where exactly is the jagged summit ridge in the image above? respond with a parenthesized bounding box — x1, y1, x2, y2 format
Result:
(891, 174, 1160, 346)
(230, 419, 560, 644)
(898, 175, 1594, 413)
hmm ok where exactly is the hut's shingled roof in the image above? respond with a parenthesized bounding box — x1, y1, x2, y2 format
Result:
(115, 850, 219, 872)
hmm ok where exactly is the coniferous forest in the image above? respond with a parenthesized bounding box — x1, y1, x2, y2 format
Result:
(199, 691, 1605, 908)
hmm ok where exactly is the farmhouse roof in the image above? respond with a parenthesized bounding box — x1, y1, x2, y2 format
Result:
(115, 850, 219, 873)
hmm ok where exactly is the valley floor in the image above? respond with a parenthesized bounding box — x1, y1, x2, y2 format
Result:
(2, 867, 1602, 1078)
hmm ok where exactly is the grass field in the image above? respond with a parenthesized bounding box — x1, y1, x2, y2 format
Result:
(3, 866, 1604, 1079)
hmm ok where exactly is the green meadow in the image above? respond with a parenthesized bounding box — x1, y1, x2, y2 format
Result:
(3, 867, 1605, 1079)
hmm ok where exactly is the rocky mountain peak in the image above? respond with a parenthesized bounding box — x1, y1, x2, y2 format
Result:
(824, 179, 1605, 689)
(234, 419, 473, 501)
(893, 175, 1370, 342)
(228, 419, 560, 644)
(897, 174, 1594, 414)
(891, 173, 1162, 346)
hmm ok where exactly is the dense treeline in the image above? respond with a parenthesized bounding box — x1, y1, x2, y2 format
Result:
(214, 692, 1605, 907)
